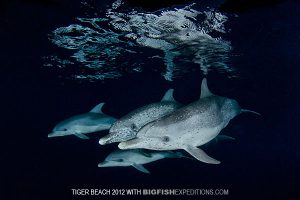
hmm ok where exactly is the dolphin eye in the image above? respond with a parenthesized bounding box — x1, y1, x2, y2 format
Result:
(116, 159, 123, 162)
(63, 128, 68, 131)
(130, 124, 137, 131)
(162, 136, 170, 142)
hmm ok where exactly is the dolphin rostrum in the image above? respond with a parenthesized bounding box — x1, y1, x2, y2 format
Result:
(48, 102, 117, 139)
(98, 149, 187, 174)
(99, 89, 181, 145)
(118, 78, 259, 164)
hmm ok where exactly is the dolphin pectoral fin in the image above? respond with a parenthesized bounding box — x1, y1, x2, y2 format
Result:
(184, 146, 220, 164)
(217, 135, 235, 141)
(131, 163, 150, 174)
(74, 133, 90, 139)
(241, 109, 261, 116)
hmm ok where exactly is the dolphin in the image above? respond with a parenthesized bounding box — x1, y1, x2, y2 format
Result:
(118, 78, 260, 164)
(48, 102, 117, 139)
(99, 89, 182, 145)
(98, 149, 188, 174)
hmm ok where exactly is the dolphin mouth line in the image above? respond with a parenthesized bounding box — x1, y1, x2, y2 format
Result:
(118, 138, 140, 149)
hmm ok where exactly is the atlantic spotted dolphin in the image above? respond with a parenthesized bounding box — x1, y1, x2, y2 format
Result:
(98, 149, 187, 174)
(99, 89, 181, 145)
(118, 78, 259, 164)
(48, 103, 117, 139)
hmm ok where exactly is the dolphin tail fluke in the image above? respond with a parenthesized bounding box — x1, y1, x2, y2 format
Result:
(184, 146, 220, 164)
(74, 133, 90, 139)
(241, 109, 261, 116)
(131, 163, 150, 174)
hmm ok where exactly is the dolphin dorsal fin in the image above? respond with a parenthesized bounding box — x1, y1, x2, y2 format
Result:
(90, 102, 105, 113)
(161, 89, 176, 102)
(200, 78, 213, 99)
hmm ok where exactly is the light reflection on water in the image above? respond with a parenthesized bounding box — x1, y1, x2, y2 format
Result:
(44, 0, 236, 81)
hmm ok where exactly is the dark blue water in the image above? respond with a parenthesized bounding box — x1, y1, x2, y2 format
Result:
(1, 0, 300, 199)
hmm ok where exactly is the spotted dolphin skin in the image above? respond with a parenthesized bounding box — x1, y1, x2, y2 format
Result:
(98, 149, 187, 174)
(99, 89, 182, 145)
(48, 103, 117, 139)
(118, 78, 259, 164)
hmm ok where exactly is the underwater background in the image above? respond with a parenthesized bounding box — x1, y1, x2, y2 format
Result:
(1, 0, 300, 199)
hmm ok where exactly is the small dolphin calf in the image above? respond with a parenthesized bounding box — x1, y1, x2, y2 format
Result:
(99, 89, 181, 145)
(48, 103, 117, 139)
(119, 78, 259, 164)
(98, 149, 187, 174)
